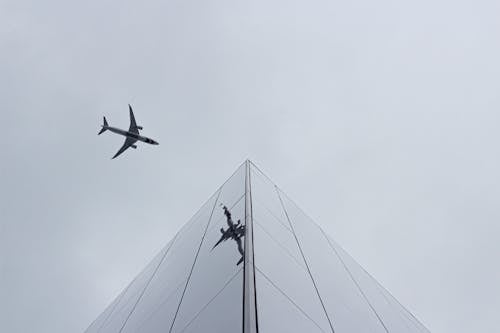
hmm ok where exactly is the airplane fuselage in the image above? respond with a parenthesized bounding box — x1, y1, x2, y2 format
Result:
(99, 104, 159, 159)
(106, 126, 159, 145)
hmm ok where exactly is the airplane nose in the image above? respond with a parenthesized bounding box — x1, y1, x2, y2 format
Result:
(146, 138, 159, 145)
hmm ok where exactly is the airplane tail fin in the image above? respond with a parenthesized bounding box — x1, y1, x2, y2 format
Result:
(98, 117, 108, 135)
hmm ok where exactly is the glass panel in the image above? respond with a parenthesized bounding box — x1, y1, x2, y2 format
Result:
(117, 191, 221, 332)
(96, 244, 171, 332)
(278, 190, 388, 333)
(252, 199, 291, 234)
(250, 166, 289, 229)
(130, 283, 185, 332)
(252, 203, 304, 269)
(170, 164, 246, 332)
(250, 162, 311, 293)
(180, 269, 243, 333)
(85, 185, 220, 333)
(255, 269, 325, 333)
(85, 287, 126, 332)
(253, 216, 332, 332)
(88, 161, 428, 333)
(216, 162, 246, 207)
(331, 239, 427, 333)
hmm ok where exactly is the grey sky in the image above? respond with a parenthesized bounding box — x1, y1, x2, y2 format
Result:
(1, 0, 499, 332)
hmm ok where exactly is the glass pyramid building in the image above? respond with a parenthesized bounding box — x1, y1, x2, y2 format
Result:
(86, 160, 429, 333)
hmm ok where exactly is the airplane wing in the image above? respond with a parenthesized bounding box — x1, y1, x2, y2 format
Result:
(235, 237, 244, 256)
(212, 229, 230, 249)
(236, 256, 244, 266)
(112, 136, 137, 159)
(128, 104, 139, 134)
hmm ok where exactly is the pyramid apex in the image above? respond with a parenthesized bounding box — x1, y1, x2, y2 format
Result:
(87, 159, 429, 333)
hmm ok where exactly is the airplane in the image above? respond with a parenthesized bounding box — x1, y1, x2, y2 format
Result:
(98, 104, 159, 159)
(213, 205, 246, 265)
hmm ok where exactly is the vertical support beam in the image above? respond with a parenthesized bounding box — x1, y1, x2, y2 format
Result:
(243, 160, 258, 333)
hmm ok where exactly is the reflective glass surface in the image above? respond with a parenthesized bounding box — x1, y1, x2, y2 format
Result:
(250, 168, 289, 228)
(87, 183, 221, 332)
(170, 164, 245, 332)
(85, 286, 127, 332)
(250, 169, 304, 269)
(119, 192, 219, 333)
(93, 244, 171, 332)
(250, 165, 332, 333)
(180, 269, 244, 333)
(255, 269, 325, 333)
(331, 238, 428, 333)
(278, 190, 388, 332)
(88, 161, 428, 333)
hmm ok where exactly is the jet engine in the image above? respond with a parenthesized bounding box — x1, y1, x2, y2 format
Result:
(131, 145, 137, 149)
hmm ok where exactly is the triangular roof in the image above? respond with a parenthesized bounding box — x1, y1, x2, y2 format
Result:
(86, 160, 429, 333)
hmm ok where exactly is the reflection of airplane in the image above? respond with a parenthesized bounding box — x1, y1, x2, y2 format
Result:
(98, 104, 159, 159)
(213, 205, 245, 265)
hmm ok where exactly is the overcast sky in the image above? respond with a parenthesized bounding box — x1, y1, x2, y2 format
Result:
(1, 0, 499, 332)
